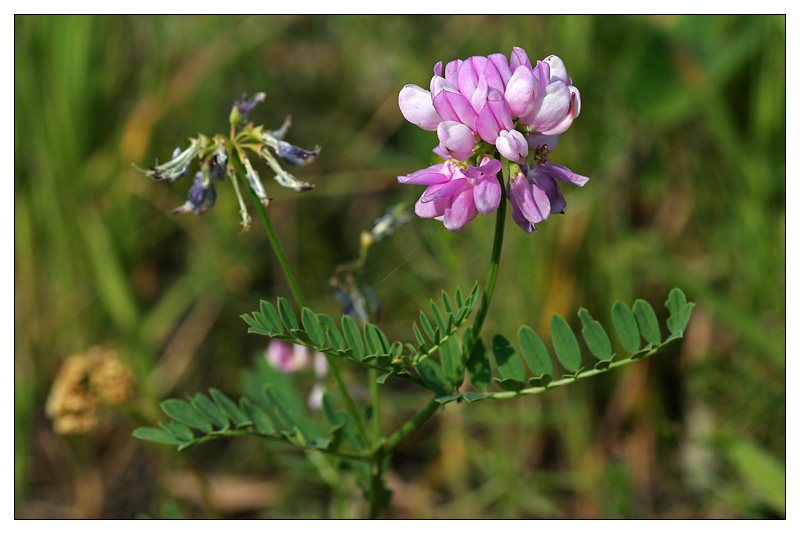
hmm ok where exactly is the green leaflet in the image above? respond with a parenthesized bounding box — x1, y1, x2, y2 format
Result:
(439, 336, 461, 384)
(633, 299, 662, 345)
(466, 337, 491, 391)
(417, 359, 449, 397)
(666, 287, 695, 334)
(210, 388, 251, 427)
(318, 313, 346, 351)
(191, 393, 230, 431)
(259, 300, 284, 333)
(133, 427, 183, 446)
(240, 397, 276, 434)
(301, 307, 326, 346)
(612, 301, 640, 354)
(550, 314, 582, 373)
(517, 325, 554, 378)
(161, 399, 213, 433)
(277, 297, 300, 332)
(578, 308, 613, 361)
(491, 334, 525, 392)
(341, 314, 366, 360)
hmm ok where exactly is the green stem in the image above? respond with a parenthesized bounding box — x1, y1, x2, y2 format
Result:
(229, 147, 369, 448)
(383, 166, 509, 453)
(245, 179, 308, 309)
(467, 166, 507, 345)
(369, 368, 381, 444)
(383, 397, 440, 451)
(368, 446, 387, 519)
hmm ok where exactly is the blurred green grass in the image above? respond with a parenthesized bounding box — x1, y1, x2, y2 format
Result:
(14, 15, 784, 518)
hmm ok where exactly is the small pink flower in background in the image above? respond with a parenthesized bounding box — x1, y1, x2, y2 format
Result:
(265, 339, 309, 373)
(266, 341, 330, 411)
(307, 383, 325, 411)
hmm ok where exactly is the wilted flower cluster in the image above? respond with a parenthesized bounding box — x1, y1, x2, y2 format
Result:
(265, 340, 329, 410)
(398, 47, 589, 233)
(141, 93, 319, 230)
(45, 347, 135, 434)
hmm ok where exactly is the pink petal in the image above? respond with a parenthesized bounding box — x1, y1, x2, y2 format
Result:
(529, 81, 571, 133)
(420, 177, 468, 202)
(543, 55, 572, 85)
(476, 99, 513, 144)
(505, 66, 537, 118)
(444, 59, 462, 85)
(399, 84, 441, 131)
(510, 46, 532, 71)
(541, 161, 589, 187)
(443, 188, 478, 232)
(470, 75, 489, 114)
(433, 61, 443, 77)
(532, 172, 566, 214)
(433, 90, 478, 130)
(473, 175, 502, 215)
(488, 53, 512, 87)
(437, 121, 475, 161)
(430, 75, 457, 97)
(398, 164, 447, 185)
(481, 57, 506, 93)
(415, 193, 448, 219)
(457, 56, 488, 100)
(496, 129, 528, 163)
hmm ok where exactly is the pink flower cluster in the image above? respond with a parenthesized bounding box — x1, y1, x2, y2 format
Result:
(265, 340, 328, 410)
(398, 47, 589, 233)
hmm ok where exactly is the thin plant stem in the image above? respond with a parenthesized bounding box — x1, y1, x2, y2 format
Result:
(369, 368, 381, 444)
(229, 148, 370, 447)
(383, 165, 509, 453)
(467, 163, 507, 345)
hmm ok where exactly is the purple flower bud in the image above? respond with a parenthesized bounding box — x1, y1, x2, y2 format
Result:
(232, 92, 266, 123)
(146, 142, 201, 183)
(268, 115, 292, 141)
(172, 171, 217, 215)
(276, 140, 320, 168)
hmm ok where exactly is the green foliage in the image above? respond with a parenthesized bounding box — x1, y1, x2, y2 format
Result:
(435, 288, 695, 405)
(240, 283, 480, 389)
(134, 385, 353, 456)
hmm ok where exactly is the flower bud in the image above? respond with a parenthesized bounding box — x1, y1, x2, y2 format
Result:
(172, 171, 217, 215)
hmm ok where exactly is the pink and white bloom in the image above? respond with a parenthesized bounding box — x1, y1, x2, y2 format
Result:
(399, 47, 587, 233)
(265, 340, 310, 373)
(399, 156, 503, 232)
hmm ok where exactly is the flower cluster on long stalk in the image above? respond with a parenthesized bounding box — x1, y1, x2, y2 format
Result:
(398, 47, 588, 233)
(140, 93, 320, 230)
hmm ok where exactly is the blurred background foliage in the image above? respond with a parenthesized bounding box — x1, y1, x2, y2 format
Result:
(14, 14, 784, 518)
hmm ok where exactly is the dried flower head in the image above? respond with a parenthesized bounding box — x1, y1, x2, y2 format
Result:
(45, 347, 136, 435)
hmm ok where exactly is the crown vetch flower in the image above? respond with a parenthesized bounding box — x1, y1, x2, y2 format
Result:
(398, 47, 587, 233)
